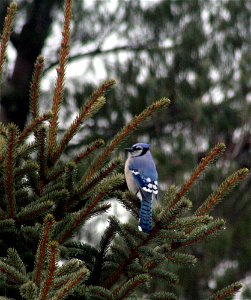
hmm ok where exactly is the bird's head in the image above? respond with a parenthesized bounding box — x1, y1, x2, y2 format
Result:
(125, 143, 150, 157)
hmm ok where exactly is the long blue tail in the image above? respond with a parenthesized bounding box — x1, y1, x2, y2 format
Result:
(139, 194, 152, 234)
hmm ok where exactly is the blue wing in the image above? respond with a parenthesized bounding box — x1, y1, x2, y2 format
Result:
(130, 169, 158, 197)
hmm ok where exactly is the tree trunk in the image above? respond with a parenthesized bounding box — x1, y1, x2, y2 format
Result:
(0, 0, 64, 129)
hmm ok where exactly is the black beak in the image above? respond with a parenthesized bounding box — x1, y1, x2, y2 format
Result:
(124, 147, 133, 152)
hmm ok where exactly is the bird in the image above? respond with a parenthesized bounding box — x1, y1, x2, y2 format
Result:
(124, 143, 158, 234)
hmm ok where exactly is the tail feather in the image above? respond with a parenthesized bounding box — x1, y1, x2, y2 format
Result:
(139, 194, 152, 234)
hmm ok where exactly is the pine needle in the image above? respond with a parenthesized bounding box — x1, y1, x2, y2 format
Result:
(6, 123, 18, 219)
(52, 80, 115, 163)
(29, 55, 45, 120)
(19, 112, 52, 143)
(206, 282, 242, 300)
(0, 2, 17, 80)
(168, 143, 226, 211)
(48, 0, 72, 157)
(196, 168, 249, 216)
(84, 98, 170, 182)
(38, 241, 59, 300)
(33, 214, 55, 286)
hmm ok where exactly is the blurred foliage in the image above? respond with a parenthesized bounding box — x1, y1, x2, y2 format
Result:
(0, 0, 250, 299)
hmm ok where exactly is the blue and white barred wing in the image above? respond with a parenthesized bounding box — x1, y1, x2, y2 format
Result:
(130, 169, 158, 197)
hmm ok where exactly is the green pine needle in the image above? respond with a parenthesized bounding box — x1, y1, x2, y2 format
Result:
(6, 248, 26, 276)
(51, 267, 90, 300)
(149, 269, 178, 284)
(151, 291, 178, 300)
(206, 281, 242, 300)
(0, 219, 15, 229)
(84, 98, 171, 182)
(17, 200, 55, 222)
(0, 260, 28, 284)
(20, 281, 38, 300)
(196, 168, 249, 216)
(87, 286, 114, 300)
(113, 274, 150, 300)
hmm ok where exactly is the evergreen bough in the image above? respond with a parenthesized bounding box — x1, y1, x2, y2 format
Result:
(0, 1, 249, 299)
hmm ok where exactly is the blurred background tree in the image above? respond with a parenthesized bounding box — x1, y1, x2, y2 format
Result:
(0, 0, 250, 299)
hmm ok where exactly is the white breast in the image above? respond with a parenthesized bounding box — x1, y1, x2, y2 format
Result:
(125, 157, 138, 194)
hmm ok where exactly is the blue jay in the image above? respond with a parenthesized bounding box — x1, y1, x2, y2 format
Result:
(124, 143, 158, 234)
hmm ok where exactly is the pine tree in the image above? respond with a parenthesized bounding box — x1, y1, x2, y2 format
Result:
(0, 1, 249, 299)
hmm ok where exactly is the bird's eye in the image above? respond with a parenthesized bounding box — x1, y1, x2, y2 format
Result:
(133, 147, 142, 151)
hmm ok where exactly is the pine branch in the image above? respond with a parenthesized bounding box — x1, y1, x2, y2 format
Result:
(150, 229, 186, 243)
(84, 98, 170, 182)
(0, 2, 17, 80)
(59, 182, 115, 244)
(37, 189, 69, 208)
(51, 268, 89, 300)
(0, 248, 28, 284)
(20, 281, 38, 300)
(0, 219, 14, 229)
(78, 158, 122, 197)
(149, 269, 178, 285)
(123, 223, 145, 241)
(165, 215, 213, 230)
(118, 224, 138, 250)
(103, 216, 222, 289)
(0, 208, 6, 220)
(163, 251, 197, 266)
(102, 233, 154, 288)
(38, 241, 59, 300)
(16, 141, 36, 159)
(168, 143, 226, 211)
(196, 168, 249, 216)
(46, 139, 105, 183)
(172, 219, 225, 250)
(48, 0, 72, 157)
(29, 55, 45, 121)
(99, 217, 118, 257)
(36, 126, 47, 190)
(58, 174, 123, 243)
(109, 244, 130, 264)
(117, 191, 141, 219)
(158, 197, 192, 227)
(14, 161, 39, 178)
(206, 282, 242, 300)
(16, 200, 54, 222)
(87, 286, 114, 300)
(151, 291, 178, 300)
(6, 123, 18, 219)
(54, 259, 84, 279)
(90, 217, 118, 285)
(52, 80, 115, 163)
(65, 161, 76, 193)
(6, 248, 26, 276)
(18, 113, 52, 143)
(139, 246, 167, 266)
(73, 139, 105, 164)
(63, 241, 98, 270)
(112, 274, 149, 300)
(33, 214, 55, 286)
(0, 261, 27, 284)
(0, 122, 7, 138)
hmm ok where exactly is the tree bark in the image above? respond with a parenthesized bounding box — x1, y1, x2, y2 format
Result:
(0, 0, 64, 129)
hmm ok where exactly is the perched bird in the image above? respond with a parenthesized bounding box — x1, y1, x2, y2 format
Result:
(124, 143, 158, 234)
